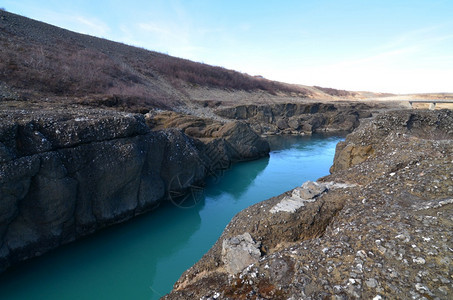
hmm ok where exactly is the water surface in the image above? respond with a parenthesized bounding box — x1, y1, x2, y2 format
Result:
(0, 134, 343, 299)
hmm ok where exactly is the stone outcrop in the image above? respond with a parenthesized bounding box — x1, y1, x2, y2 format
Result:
(215, 102, 378, 135)
(165, 109, 453, 299)
(147, 110, 270, 169)
(0, 105, 269, 272)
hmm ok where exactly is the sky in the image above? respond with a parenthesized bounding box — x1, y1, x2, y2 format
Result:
(2, 0, 453, 94)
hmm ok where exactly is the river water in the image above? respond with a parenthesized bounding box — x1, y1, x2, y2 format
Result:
(0, 134, 343, 300)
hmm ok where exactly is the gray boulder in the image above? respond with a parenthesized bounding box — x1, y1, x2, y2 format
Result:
(221, 232, 261, 274)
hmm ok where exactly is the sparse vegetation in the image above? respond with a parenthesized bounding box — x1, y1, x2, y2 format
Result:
(314, 86, 357, 97)
(0, 10, 310, 111)
(2, 10, 409, 112)
(1, 44, 120, 95)
(150, 55, 307, 95)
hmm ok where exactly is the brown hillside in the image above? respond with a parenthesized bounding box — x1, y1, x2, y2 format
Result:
(0, 11, 316, 112)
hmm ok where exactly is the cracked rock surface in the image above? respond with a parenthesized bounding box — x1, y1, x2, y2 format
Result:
(164, 109, 453, 299)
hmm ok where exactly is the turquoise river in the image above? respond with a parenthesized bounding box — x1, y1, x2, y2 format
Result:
(0, 134, 344, 300)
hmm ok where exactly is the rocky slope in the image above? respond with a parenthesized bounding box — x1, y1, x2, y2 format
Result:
(164, 109, 453, 299)
(0, 102, 269, 272)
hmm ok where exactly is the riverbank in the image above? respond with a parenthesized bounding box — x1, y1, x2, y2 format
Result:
(165, 109, 453, 299)
(1, 100, 375, 273)
(0, 134, 343, 299)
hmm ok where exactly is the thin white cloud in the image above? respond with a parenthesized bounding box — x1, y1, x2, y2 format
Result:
(379, 25, 453, 54)
(138, 23, 172, 36)
(1, 4, 111, 38)
(71, 15, 110, 37)
(239, 23, 252, 31)
(327, 46, 419, 68)
(428, 34, 453, 43)
(136, 21, 190, 48)
(267, 62, 453, 94)
(120, 20, 211, 60)
(265, 24, 453, 93)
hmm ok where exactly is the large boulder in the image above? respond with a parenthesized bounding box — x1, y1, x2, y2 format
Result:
(213, 121, 270, 161)
(221, 232, 261, 274)
(147, 110, 270, 168)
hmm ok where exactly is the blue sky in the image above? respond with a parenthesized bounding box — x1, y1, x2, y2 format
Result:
(2, 0, 453, 94)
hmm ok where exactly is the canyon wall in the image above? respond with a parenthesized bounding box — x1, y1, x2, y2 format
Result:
(215, 102, 378, 135)
(0, 106, 269, 272)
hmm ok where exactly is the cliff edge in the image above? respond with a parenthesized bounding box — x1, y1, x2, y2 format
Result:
(165, 109, 453, 299)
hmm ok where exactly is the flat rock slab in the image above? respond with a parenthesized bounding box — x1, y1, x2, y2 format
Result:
(270, 181, 327, 213)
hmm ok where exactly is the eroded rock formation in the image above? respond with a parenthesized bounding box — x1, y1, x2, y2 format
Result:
(0, 105, 269, 272)
(147, 110, 270, 167)
(215, 102, 378, 135)
(165, 109, 453, 299)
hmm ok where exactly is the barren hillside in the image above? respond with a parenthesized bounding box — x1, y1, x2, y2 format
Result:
(0, 10, 403, 113)
(0, 11, 312, 110)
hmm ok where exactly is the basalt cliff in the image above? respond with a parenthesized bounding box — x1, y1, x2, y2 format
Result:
(165, 109, 453, 300)
(0, 104, 271, 272)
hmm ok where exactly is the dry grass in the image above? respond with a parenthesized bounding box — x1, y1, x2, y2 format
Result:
(436, 103, 453, 109)
(313, 86, 358, 97)
(0, 10, 311, 111)
(0, 39, 139, 96)
(150, 55, 309, 96)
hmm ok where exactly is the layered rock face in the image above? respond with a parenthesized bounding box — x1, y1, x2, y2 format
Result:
(147, 110, 270, 169)
(215, 102, 377, 135)
(165, 109, 453, 299)
(0, 105, 269, 272)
